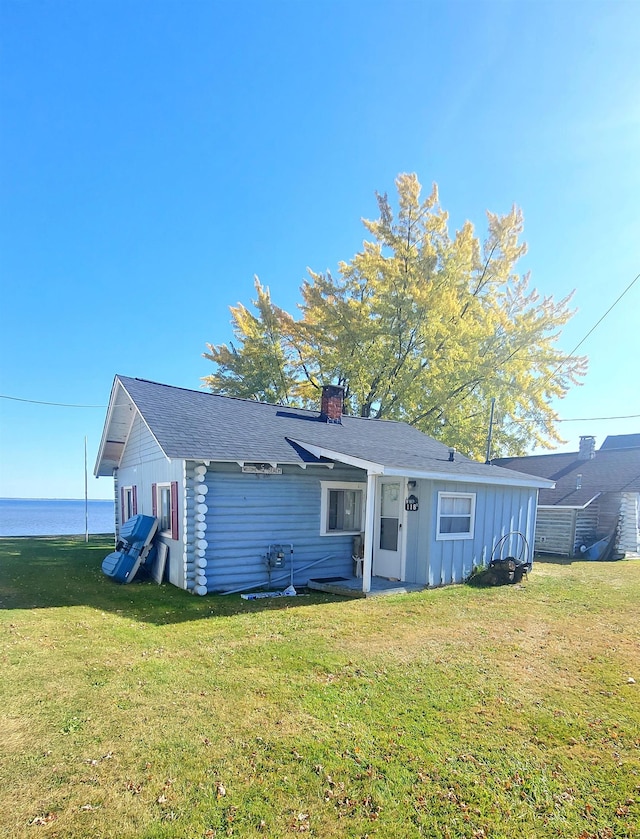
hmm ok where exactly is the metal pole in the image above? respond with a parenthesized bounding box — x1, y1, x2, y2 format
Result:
(485, 398, 496, 464)
(84, 436, 89, 543)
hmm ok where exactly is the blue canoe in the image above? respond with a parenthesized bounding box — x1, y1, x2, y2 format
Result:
(102, 514, 158, 583)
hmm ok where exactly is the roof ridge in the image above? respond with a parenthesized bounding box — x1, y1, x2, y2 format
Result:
(119, 375, 415, 425)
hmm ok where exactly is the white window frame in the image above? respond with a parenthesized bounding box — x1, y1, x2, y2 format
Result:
(320, 481, 366, 536)
(436, 491, 476, 540)
(156, 483, 172, 535)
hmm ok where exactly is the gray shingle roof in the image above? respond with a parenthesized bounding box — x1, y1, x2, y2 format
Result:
(102, 376, 548, 487)
(494, 447, 640, 506)
(600, 434, 640, 450)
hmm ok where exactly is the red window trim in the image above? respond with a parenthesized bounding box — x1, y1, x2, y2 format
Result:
(171, 481, 179, 541)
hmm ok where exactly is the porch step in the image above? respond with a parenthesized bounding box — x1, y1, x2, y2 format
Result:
(307, 576, 424, 598)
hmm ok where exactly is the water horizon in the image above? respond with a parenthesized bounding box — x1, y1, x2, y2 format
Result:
(0, 498, 115, 537)
(0, 496, 114, 502)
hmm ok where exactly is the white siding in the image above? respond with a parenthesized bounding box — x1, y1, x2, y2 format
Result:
(618, 492, 640, 554)
(115, 413, 185, 587)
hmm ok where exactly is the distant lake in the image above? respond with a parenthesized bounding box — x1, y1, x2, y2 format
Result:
(0, 498, 115, 537)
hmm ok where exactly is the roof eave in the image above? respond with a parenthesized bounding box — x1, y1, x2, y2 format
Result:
(539, 492, 601, 510)
(93, 377, 126, 477)
(289, 438, 555, 488)
(94, 375, 170, 478)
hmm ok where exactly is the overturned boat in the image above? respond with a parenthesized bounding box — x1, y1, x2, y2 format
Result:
(101, 514, 158, 583)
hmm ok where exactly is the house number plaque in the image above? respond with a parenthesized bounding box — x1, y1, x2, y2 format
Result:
(405, 494, 419, 512)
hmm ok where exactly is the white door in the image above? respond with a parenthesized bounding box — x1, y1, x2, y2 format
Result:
(373, 478, 405, 580)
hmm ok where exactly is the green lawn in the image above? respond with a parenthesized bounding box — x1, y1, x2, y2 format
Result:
(1, 537, 639, 838)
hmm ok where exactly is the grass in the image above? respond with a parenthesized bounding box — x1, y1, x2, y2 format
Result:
(0, 537, 639, 839)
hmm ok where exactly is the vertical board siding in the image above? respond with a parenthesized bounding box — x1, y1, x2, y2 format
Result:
(196, 464, 366, 592)
(417, 481, 537, 587)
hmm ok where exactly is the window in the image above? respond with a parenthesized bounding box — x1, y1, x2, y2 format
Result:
(152, 482, 179, 540)
(436, 492, 476, 540)
(121, 486, 137, 522)
(158, 485, 172, 533)
(320, 481, 366, 535)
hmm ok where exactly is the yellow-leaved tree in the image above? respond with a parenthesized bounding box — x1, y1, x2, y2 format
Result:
(203, 174, 586, 457)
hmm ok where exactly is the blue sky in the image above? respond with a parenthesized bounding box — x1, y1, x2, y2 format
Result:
(1, 0, 638, 500)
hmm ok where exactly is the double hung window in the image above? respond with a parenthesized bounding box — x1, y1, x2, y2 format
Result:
(436, 492, 476, 540)
(152, 481, 179, 540)
(121, 486, 137, 522)
(320, 482, 366, 535)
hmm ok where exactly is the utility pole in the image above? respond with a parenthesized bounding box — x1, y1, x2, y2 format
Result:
(485, 398, 496, 464)
(84, 436, 89, 543)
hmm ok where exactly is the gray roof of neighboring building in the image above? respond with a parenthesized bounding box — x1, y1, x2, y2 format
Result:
(600, 434, 640, 450)
(494, 445, 640, 507)
(94, 376, 550, 489)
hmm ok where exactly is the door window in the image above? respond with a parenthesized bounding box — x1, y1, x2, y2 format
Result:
(379, 482, 400, 551)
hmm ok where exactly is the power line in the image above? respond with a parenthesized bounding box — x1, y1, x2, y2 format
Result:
(555, 413, 640, 423)
(544, 269, 640, 387)
(1, 391, 637, 424)
(0, 394, 107, 408)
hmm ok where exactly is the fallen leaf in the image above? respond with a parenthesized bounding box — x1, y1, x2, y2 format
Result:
(30, 813, 57, 826)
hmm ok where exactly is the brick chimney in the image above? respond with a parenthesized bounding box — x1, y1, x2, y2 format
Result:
(320, 385, 344, 424)
(578, 435, 596, 460)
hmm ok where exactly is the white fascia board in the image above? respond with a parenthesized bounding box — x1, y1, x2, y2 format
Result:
(93, 378, 127, 477)
(287, 439, 384, 475)
(115, 378, 171, 465)
(381, 466, 555, 490)
(289, 438, 553, 487)
(539, 493, 600, 510)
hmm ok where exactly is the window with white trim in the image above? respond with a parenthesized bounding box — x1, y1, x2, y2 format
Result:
(320, 481, 366, 535)
(157, 483, 172, 534)
(122, 487, 135, 522)
(436, 492, 476, 540)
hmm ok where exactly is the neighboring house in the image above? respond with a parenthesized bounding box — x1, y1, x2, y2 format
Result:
(94, 376, 552, 595)
(494, 435, 640, 558)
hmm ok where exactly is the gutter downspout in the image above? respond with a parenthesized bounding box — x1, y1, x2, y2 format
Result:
(362, 471, 381, 593)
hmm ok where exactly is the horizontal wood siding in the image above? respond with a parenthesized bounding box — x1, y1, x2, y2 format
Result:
(418, 481, 537, 587)
(116, 415, 184, 587)
(574, 507, 598, 553)
(192, 463, 366, 593)
(597, 493, 622, 541)
(119, 414, 164, 468)
(535, 508, 575, 556)
(113, 472, 120, 543)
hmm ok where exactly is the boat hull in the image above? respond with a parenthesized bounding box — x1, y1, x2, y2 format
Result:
(101, 514, 158, 583)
